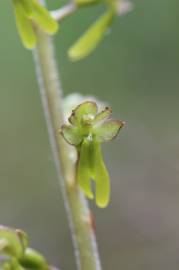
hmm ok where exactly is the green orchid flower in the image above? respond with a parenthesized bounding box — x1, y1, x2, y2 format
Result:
(0, 226, 49, 270)
(61, 101, 124, 208)
(12, 0, 58, 49)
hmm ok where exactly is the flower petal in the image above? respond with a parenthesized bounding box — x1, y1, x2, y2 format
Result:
(94, 120, 124, 143)
(93, 107, 112, 124)
(61, 125, 83, 146)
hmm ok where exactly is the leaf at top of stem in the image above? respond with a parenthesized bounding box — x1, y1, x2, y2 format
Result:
(17, 0, 34, 16)
(12, 0, 59, 49)
(13, 0, 36, 49)
(68, 9, 115, 61)
(31, 0, 59, 35)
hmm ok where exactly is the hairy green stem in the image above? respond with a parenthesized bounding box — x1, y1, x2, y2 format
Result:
(51, 2, 77, 22)
(32, 2, 102, 270)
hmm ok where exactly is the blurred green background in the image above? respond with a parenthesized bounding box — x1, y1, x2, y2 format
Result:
(0, 0, 179, 269)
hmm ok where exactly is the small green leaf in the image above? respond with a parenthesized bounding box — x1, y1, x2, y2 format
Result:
(61, 125, 82, 146)
(94, 120, 124, 143)
(77, 138, 94, 199)
(69, 101, 97, 125)
(13, 0, 36, 49)
(68, 9, 115, 61)
(31, 0, 59, 35)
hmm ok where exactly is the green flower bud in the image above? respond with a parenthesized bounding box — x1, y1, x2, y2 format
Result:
(20, 248, 48, 270)
(12, 0, 59, 49)
(0, 226, 24, 259)
(61, 101, 124, 207)
(0, 226, 53, 270)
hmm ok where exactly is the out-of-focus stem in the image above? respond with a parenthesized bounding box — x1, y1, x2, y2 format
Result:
(51, 2, 77, 22)
(51, 0, 133, 22)
(32, 1, 102, 270)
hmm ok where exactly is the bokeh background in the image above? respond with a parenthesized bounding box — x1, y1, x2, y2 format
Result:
(0, 0, 179, 269)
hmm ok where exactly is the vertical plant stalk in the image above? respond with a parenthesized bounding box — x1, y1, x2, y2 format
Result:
(32, 2, 102, 270)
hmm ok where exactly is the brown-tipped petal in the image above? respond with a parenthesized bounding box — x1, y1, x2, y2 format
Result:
(94, 119, 124, 143)
(93, 107, 112, 124)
